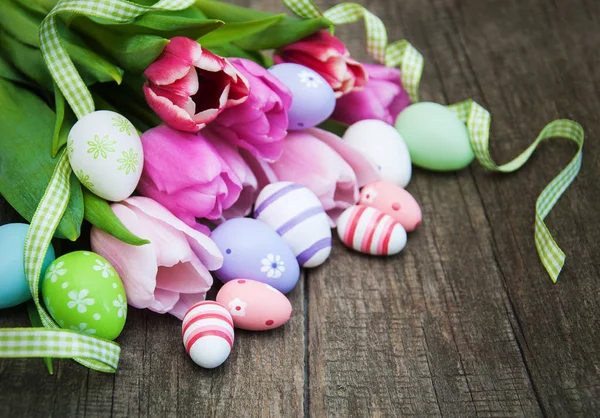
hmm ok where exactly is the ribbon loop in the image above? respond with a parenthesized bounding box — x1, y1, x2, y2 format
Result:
(282, 0, 423, 102)
(39, 0, 195, 119)
(281, 0, 584, 282)
(0, 0, 196, 373)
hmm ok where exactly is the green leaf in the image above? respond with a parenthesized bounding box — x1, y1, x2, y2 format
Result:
(0, 31, 53, 90)
(207, 43, 270, 67)
(0, 0, 43, 48)
(51, 86, 77, 157)
(52, 87, 66, 157)
(70, 25, 170, 74)
(103, 34, 170, 75)
(235, 16, 331, 50)
(193, 0, 330, 50)
(26, 301, 54, 375)
(199, 14, 285, 47)
(195, 0, 276, 22)
(62, 35, 124, 85)
(72, 12, 223, 42)
(0, 78, 83, 240)
(318, 119, 349, 137)
(0, 53, 31, 85)
(83, 189, 150, 246)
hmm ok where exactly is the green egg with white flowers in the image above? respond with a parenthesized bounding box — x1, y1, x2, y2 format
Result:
(395, 102, 474, 171)
(41, 251, 127, 340)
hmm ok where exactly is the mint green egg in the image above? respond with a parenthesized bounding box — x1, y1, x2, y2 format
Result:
(395, 102, 474, 171)
(41, 251, 127, 340)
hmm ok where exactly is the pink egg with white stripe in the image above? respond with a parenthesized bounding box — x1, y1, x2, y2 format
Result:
(182, 301, 234, 369)
(336, 205, 407, 255)
(254, 182, 331, 268)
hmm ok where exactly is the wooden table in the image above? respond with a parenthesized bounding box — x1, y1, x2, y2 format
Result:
(1, 0, 599, 416)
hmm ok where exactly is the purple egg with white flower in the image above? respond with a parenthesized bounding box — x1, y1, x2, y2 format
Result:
(268, 63, 336, 130)
(210, 218, 300, 294)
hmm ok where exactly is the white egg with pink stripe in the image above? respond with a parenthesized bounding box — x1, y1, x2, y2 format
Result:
(254, 182, 331, 268)
(336, 205, 407, 255)
(182, 301, 234, 369)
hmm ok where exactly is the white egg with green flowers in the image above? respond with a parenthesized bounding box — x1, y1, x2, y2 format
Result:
(67, 110, 143, 201)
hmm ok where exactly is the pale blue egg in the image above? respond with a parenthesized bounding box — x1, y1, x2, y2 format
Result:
(0, 223, 55, 309)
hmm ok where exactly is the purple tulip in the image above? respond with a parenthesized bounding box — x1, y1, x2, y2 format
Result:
(332, 63, 411, 126)
(209, 58, 292, 162)
(137, 125, 242, 234)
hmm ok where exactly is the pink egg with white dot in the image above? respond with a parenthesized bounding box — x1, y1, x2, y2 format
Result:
(359, 181, 422, 232)
(216, 279, 293, 331)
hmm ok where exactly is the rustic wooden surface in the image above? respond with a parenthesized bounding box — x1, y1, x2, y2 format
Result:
(1, 0, 599, 416)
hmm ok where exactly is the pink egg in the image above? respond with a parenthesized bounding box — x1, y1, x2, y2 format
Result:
(216, 279, 293, 331)
(359, 181, 422, 231)
(182, 301, 234, 369)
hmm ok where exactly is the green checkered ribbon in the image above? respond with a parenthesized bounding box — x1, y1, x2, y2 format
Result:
(282, 0, 584, 282)
(40, 0, 194, 119)
(0, 0, 194, 373)
(282, 0, 423, 102)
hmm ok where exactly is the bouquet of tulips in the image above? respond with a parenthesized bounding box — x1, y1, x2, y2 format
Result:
(0, 0, 583, 372)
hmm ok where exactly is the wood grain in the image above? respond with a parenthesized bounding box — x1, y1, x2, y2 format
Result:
(1, 0, 600, 416)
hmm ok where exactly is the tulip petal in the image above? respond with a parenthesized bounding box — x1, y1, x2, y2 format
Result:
(331, 63, 410, 125)
(241, 148, 279, 190)
(167, 67, 199, 96)
(123, 196, 223, 270)
(149, 288, 180, 314)
(205, 132, 258, 220)
(143, 85, 200, 132)
(307, 127, 380, 187)
(269, 131, 359, 224)
(195, 48, 228, 72)
(144, 37, 202, 85)
(209, 58, 290, 162)
(155, 260, 211, 294)
(90, 204, 158, 310)
(170, 293, 208, 320)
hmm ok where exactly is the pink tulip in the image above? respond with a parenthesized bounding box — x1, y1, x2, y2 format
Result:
(273, 30, 367, 98)
(143, 37, 250, 132)
(332, 63, 411, 126)
(203, 129, 258, 220)
(137, 125, 242, 233)
(90, 197, 223, 320)
(209, 58, 292, 162)
(268, 128, 380, 224)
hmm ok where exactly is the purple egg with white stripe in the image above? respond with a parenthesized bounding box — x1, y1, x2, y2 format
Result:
(254, 182, 332, 268)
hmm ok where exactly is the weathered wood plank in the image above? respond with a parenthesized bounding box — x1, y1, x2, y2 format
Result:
(306, 0, 597, 416)
(1, 0, 599, 416)
(445, 0, 600, 415)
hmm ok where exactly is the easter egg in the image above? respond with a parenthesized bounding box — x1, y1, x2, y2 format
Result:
(394, 102, 474, 171)
(359, 181, 422, 232)
(254, 182, 331, 268)
(211, 218, 300, 294)
(0, 223, 55, 309)
(216, 279, 293, 331)
(269, 63, 336, 130)
(41, 251, 127, 340)
(336, 205, 407, 255)
(182, 301, 234, 369)
(67, 110, 143, 201)
(342, 119, 412, 187)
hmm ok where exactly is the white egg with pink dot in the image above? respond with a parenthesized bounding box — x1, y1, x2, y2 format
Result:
(182, 301, 234, 369)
